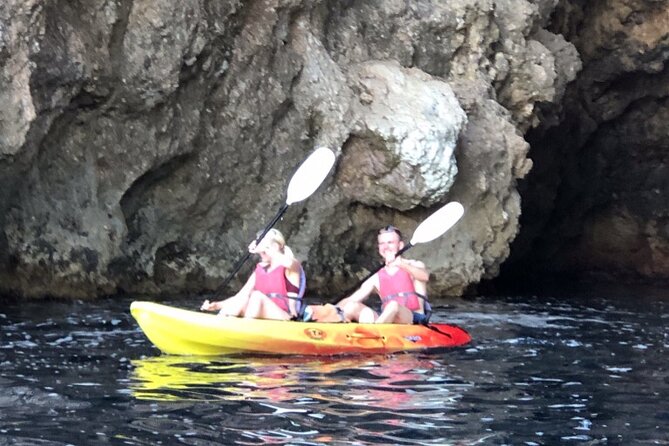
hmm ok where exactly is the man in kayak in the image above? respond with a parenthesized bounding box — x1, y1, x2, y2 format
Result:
(336, 225, 431, 324)
(200, 229, 306, 320)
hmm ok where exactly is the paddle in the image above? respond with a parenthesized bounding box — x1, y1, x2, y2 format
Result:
(335, 201, 465, 301)
(213, 146, 336, 297)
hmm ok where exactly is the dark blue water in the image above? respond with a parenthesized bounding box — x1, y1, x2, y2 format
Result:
(1, 288, 667, 445)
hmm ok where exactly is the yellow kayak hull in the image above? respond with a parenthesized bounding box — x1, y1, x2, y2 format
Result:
(130, 301, 471, 356)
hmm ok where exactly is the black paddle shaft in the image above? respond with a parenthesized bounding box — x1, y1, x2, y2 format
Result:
(213, 203, 290, 298)
(332, 242, 414, 303)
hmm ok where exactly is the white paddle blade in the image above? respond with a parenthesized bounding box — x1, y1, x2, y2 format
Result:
(285, 147, 336, 205)
(410, 201, 464, 245)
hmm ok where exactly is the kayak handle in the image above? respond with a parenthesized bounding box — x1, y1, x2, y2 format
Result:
(346, 333, 386, 342)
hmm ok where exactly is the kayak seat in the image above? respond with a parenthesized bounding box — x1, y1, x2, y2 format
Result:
(287, 265, 307, 319)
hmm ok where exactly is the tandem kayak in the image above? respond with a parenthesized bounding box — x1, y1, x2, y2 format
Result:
(130, 301, 472, 356)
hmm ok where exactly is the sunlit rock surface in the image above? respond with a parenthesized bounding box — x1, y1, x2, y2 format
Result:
(337, 61, 466, 211)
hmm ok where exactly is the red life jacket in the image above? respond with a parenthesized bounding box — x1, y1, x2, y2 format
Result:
(253, 263, 301, 312)
(377, 267, 421, 311)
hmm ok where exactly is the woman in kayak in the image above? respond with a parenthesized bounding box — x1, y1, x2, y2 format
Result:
(337, 225, 431, 324)
(200, 229, 305, 320)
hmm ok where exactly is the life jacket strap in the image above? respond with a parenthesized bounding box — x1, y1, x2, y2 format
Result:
(381, 291, 427, 303)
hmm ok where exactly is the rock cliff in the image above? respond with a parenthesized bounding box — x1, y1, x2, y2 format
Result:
(499, 0, 669, 287)
(0, 0, 664, 299)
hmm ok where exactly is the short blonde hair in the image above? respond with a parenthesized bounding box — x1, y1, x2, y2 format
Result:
(257, 228, 285, 247)
(265, 228, 285, 247)
(256, 228, 296, 259)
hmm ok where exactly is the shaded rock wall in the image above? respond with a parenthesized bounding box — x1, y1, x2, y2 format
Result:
(0, 0, 592, 299)
(499, 0, 669, 286)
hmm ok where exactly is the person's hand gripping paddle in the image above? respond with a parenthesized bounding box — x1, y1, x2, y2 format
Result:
(336, 201, 465, 301)
(212, 147, 336, 297)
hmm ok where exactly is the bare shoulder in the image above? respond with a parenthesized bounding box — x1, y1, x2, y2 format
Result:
(287, 258, 303, 275)
(405, 258, 426, 268)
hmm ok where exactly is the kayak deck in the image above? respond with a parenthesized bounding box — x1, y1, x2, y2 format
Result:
(130, 301, 471, 356)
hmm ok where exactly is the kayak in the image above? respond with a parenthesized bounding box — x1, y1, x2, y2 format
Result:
(130, 301, 472, 356)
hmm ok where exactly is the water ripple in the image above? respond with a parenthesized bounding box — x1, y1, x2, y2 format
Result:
(1, 294, 667, 444)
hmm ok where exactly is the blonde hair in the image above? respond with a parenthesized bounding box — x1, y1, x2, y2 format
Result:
(257, 228, 295, 259)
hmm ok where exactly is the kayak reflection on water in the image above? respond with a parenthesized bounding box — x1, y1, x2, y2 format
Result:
(129, 353, 466, 411)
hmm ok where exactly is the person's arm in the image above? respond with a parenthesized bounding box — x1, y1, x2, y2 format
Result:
(269, 246, 304, 313)
(235, 271, 257, 297)
(337, 274, 378, 307)
(394, 258, 429, 282)
(279, 255, 301, 276)
(288, 297, 298, 318)
(399, 258, 429, 313)
(265, 243, 300, 272)
(201, 272, 256, 311)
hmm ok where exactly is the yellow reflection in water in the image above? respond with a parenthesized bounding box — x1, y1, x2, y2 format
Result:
(130, 354, 442, 409)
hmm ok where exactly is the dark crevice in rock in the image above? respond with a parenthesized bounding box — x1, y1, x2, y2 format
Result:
(108, 0, 133, 84)
(494, 96, 668, 287)
(119, 153, 195, 245)
(481, 0, 669, 293)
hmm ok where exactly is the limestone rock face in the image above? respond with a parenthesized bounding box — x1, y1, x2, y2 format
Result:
(4, 0, 644, 300)
(338, 61, 466, 211)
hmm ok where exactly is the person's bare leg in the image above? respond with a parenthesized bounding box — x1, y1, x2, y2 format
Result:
(342, 302, 360, 321)
(395, 305, 415, 324)
(343, 302, 373, 322)
(376, 301, 413, 324)
(242, 291, 262, 319)
(256, 298, 291, 320)
(375, 301, 399, 323)
(359, 306, 378, 323)
(244, 291, 290, 320)
(217, 294, 250, 317)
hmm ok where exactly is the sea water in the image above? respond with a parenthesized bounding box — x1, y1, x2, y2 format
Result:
(1, 287, 667, 445)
